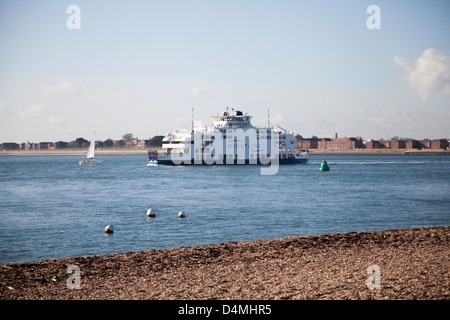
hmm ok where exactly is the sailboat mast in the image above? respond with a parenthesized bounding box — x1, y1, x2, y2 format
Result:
(191, 107, 194, 132)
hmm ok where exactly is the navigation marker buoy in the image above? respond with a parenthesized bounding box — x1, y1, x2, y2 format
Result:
(320, 159, 330, 171)
(178, 211, 185, 218)
(147, 208, 156, 217)
(104, 225, 114, 233)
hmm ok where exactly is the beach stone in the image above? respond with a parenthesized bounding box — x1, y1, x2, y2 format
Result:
(0, 226, 448, 300)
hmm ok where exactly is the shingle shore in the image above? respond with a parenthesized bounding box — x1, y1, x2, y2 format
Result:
(1, 226, 448, 300)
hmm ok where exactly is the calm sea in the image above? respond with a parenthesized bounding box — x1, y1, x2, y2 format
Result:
(0, 155, 449, 264)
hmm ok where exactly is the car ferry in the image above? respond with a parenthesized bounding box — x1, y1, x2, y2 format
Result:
(147, 109, 308, 166)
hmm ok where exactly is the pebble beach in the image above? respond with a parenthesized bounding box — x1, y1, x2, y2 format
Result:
(0, 226, 448, 300)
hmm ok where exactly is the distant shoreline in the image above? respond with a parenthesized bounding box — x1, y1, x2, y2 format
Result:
(1, 148, 449, 156)
(309, 149, 450, 156)
(0, 149, 155, 156)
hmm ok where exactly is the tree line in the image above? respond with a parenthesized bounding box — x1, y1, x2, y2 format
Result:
(54, 134, 164, 149)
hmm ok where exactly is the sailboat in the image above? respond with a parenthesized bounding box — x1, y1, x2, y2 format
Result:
(79, 133, 103, 165)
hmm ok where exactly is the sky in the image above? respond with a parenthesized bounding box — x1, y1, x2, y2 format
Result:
(0, 0, 449, 143)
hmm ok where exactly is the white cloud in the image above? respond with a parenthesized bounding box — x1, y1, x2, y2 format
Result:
(394, 48, 450, 101)
(27, 81, 79, 98)
(392, 56, 412, 73)
(46, 115, 63, 125)
(0, 102, 10, 118)
(15, 104, 63, 126)
(115, 93, 131, 104)
(369, 117, 386, 122)
(188, 86, 202, 97)
(17, 104, 45, 120)
(273, 113, 284, 123)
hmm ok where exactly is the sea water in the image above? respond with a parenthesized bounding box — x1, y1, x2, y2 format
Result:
(0, 155, 449, 264)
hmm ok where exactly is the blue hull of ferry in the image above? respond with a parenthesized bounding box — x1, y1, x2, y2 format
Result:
(147, 152, 308, 165)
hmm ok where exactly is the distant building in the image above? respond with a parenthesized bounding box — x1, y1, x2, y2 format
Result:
(123, 139, 146, 148)
(294, 139, 318, 150)
(390, 140, 406, 149)
(360, 137, 450, 150)
(39, 142, 55, 150)
(295, 137, 364, 150)
(378, 140, 391, 149)
(29, 143, 40, 150)
(318, 138, 331, 149)
(1, 143, 20, 151)
(136, 140, 146, 148)
(365, 140, 386, 149)
(402, 139, 448, 150)
(431, 139, 449, 149)
(318, 137, 363, 150)
(405, 140, 420, 149)
(419, 139, 432, 149)
(20, 142, 39, 150)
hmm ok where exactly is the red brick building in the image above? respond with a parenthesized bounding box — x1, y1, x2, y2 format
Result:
(419, 139, 432, 149)
(365, 140, 386, 149)
(430, 139, 449, 149)
(405, 140, 420, 149)
(390, 140, 406, 149)
(318, 137, 364, 150)
(365, 138, 448, 150)
(404, 139, 448, 149)
(294, 139, 319, 150)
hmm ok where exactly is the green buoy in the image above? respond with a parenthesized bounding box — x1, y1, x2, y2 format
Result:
(320, 159, 330, 171)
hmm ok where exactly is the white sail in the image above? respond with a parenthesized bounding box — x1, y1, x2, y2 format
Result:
(79, 132, 102, 165)
(86, 135, 95, 159)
